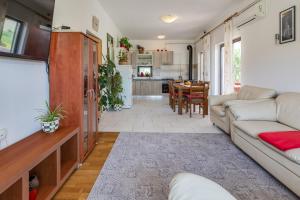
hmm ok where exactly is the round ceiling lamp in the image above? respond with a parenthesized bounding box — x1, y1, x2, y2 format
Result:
(157, 35, 166, 39)
(160, 15, 178, 23)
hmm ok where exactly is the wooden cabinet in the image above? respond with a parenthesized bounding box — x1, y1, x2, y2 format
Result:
(153, 51, 161, 67)
(0, 127, 79, 200)
(49, 32, 100, 162)
(133, 80, 162, 95)
(161, 51, 174, 65)
(128, 51, 137, 68)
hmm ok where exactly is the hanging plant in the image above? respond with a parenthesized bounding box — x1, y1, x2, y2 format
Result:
(98, 58, 124, 111)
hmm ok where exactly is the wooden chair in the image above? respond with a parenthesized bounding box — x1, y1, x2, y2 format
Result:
(169, 81, 186, 112)
(184, 82, 209, 118)
(168, 80, 174, 107)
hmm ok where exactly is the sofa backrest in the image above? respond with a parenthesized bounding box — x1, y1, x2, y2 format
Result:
(237, 85, 277, 100)
(276, 93, 300, 130)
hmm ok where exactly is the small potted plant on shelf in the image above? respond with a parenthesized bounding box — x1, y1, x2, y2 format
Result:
(119, 37, 132, 51)
(35, 102, 65, 133)
(118, 48, 128, 65)
(137, 45, 145, 54)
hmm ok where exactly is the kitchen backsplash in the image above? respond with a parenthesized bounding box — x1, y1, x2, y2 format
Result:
(133, 64, 189, 80)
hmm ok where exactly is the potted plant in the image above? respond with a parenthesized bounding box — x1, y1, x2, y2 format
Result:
(119, 37, 132, 51)
(98, 58, 124, 112)
(137, 45, 145, 54)
(36, 102, 65, 133)
(118, 48, 128, 65)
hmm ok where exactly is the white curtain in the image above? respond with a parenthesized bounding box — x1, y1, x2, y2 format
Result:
(223, 20, 234, 94)
(202, 34, 211, 82)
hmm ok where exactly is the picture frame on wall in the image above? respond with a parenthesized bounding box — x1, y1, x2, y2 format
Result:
(107, 33, 114, 61)
(280, 6, 296, 44)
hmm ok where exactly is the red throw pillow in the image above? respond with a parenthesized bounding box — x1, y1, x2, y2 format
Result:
(259, 131, 300, 151)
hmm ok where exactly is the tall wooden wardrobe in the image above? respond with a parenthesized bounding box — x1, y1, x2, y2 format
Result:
(49, 32, 100, 161)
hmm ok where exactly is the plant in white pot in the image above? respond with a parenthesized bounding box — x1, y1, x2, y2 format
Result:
(36, 102, 65, 133)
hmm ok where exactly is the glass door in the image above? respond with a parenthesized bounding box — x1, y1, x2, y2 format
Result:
(91, 41, 98, 143)
(83, 37, 89, 156)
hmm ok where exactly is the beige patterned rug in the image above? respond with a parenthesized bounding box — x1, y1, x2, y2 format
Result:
(88, 132, 298, 200)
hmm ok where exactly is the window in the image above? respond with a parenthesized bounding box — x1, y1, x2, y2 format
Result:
(138, 66, 152, 77)
(232, 38, 241, 84)
(0, 17, 22, 53)
(220, 44, 225, 94)
(219, 37, 241, 94)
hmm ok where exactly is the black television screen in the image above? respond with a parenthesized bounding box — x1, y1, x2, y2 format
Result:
(0, 0, 55, 61)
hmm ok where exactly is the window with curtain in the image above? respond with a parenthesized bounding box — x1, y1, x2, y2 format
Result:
(219, 37, 241, 94)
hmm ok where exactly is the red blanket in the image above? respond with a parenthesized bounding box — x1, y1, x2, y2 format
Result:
(259, 131, 300, 151)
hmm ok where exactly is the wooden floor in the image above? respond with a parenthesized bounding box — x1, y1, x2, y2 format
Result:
(53, 132, 119, 200)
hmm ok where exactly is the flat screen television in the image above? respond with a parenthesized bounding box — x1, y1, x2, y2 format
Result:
(0, 0, 55, 61)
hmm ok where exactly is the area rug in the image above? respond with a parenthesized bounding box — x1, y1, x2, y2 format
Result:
(88, 133, 298, 200)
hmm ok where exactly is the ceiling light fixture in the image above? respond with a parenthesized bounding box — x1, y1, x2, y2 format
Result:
(160, 15, 178, 23)
(158, 35, 166, 39)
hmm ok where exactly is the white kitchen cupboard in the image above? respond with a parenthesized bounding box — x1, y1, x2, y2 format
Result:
(161, 51, 174, 65)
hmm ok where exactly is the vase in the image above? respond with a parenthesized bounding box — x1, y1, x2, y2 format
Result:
(114, 104, 123, 111)
(41, 118, 60, 133)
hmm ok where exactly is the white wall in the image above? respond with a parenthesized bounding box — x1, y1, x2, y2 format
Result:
(53, 0, 123, 62)
(196, 0, 300, 94)
(131, 40, 194, 79)
(0, 58, 49, 149)
(241, 0, 300, 92)
(0, 0, 122, 148)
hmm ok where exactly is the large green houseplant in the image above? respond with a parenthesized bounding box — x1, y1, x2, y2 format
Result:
(98, 58, 124, 111)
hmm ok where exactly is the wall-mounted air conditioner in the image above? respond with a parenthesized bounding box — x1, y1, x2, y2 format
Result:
(233, 0, 266, 29)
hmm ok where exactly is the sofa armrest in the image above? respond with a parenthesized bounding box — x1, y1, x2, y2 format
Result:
(230, 100, 277, 121)
(209, 93, 237, 106)
(223, 99, 270, 108)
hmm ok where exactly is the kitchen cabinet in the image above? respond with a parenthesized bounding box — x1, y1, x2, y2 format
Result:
(153, 51, 161, 67)
(128, 51, 137, 67)
(133, 80, 162, 95)
(161, 51, 174, 65)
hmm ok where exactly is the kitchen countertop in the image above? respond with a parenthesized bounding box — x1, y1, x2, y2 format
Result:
(133, 77, 175, 81)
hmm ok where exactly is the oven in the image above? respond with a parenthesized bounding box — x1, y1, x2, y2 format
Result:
(161, 79, 174, 93)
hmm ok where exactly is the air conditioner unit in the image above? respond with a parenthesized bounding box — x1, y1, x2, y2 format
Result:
(234, 0, 266, 29)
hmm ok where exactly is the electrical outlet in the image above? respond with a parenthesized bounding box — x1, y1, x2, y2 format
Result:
(0, 128, 8, 149)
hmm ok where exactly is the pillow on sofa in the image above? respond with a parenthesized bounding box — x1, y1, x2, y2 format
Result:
(237, 85, 276, 100)
(259, 131, 300, 151)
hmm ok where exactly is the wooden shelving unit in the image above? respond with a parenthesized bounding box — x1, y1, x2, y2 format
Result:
(60, 134, 78, 180)
(0, 127, 79, 200)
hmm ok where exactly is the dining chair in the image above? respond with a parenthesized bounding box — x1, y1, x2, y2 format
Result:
(170, 81, 187, 112)
(184, 82, 209, 117)
(168, 80, 174, 108)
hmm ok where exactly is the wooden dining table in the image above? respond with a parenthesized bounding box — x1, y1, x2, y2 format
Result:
(173, 83, 209, 115)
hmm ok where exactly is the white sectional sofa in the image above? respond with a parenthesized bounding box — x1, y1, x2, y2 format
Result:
(209, 85, 277, 134)
(230, 93, 300, 196)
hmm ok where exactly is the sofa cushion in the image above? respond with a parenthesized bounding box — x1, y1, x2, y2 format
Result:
(237, 85, 276, 100)
(234, 128, 300, 177)
(260, 140, 300, 165)
(233, 121, 295, 139)
(286, 148, 300, 165)
(211, 105, 225, 117)
(259, 131, 300, 151)
(276, 93, 300, 130)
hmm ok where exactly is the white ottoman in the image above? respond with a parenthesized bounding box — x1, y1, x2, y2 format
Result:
(169, 173, 236, 200)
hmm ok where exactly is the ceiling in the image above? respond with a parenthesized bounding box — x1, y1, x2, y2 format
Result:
(98, 0, 241, 40)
